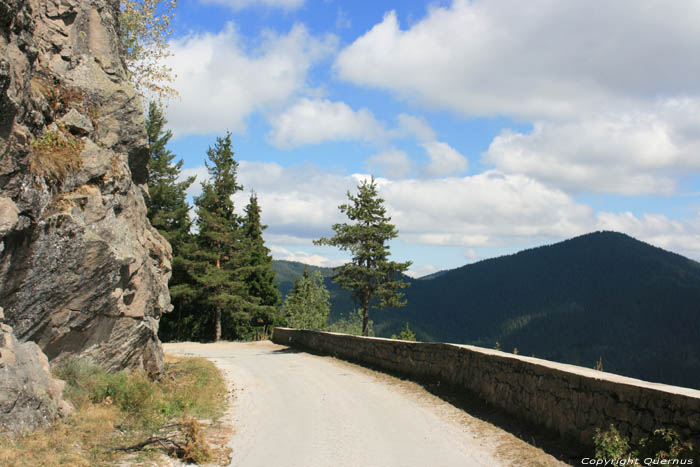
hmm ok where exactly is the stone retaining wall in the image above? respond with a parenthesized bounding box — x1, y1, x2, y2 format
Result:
(272, 328, 700, 453)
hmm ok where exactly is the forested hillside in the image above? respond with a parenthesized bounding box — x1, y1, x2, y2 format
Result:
(276, 232, 700, 389)
(381, 231, 700, 389)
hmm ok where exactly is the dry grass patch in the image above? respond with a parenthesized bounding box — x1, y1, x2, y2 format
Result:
(0, 356, 231, 466)
(29, 124, 84, 183)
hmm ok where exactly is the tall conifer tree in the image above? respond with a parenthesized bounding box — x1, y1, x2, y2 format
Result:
(241, 193, 281, 337)
(187, 133, 254, 341)
(145, 101, 198, 342)
(315, 177, 411, 336)
(145, 101, 195, 252)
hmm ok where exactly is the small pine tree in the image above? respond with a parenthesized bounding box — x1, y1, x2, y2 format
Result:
(391, 323, 417, 341)
(283, 269, 330, 331)
(315, 177, 411, 336)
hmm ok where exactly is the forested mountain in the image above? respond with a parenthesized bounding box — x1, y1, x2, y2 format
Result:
(272, 261, 336, 297)
(275, 232, 700, 389)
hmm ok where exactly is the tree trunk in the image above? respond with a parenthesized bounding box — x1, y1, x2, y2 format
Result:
(215, 306, 222, 342)
(362, 287, 370, 336)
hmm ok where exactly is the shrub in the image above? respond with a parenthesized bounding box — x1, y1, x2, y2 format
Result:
(637, 428, 694, 460)
(593, 425, 695, 462)
(391, 323, 417, 341)
(593, 424, 631, 460)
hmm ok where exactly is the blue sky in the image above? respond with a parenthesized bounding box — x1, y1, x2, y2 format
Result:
(160, 0, 700, 276)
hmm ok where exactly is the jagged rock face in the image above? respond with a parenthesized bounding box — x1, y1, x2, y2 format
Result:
(0, 0, 172, 376)
(0, 307, 72, 435)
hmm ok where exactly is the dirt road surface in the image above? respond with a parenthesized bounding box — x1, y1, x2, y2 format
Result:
(164, 341, 566, 467)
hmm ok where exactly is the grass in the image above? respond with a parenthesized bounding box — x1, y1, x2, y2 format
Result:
(28, 124, 84, 183)
(0, 355, 231, 466)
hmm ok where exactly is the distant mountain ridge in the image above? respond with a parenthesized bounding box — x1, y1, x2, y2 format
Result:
(273, 232, 700, 389)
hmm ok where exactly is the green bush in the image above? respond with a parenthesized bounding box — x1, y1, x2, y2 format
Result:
(593, 424, 631, 460)
(637, 428, 694, 460)
(54, 356, 226, 432)
(593, 425, 694, 462)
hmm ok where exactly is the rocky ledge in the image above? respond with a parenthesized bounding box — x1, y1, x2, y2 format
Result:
(0, 0, 172, 380)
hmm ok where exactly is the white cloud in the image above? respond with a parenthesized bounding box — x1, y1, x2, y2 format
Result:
(181, 160, 700, 264)
(381, 171, 593, 246)
(269, 246, 344, 267)
(421, 141, 468, 177)
(179, 166, 209, 198)
(595, 211, 700, 259)
(334, 1, 700, 195)
(166, 23, 336, 136)
(335, 1, 700, 119)
(234, 161, 353, 240)
(484, 105, 700, 195)
(268, 98, 389, 148)
(397, 114, 435, 142)
(405, 264, 438, 279)
(366, 149, 413, 178)
(199, 0, 304, 10)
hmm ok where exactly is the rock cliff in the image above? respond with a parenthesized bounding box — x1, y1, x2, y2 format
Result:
(0, 307, 72, 434)
(0, 0, 172, 377)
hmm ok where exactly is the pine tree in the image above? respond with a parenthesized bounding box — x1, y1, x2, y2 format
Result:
(283, 269, 330, 330)
(145, 101, 198, 342)
(145, 101, 195, 253)
(186, 133, 254, 341)
(315, 177, 411, 336)
(241, 193, 281, 337)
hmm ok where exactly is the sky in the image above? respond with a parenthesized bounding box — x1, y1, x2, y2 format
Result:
(160, 0, 700, 277)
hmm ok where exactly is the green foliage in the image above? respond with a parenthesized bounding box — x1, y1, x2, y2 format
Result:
(146, 101, 195, 253)
(391, 323, 417, 341)
(45, 357, 227, 464)
(150, 128, 279, 343)
(593, 425, 695, 462)
(315, 177, 411, 336)
(145, 102, 198, 343)
(53, 357, 226, 432)
(242, 193, 281, 337)
(593, 425, 631, 460)
(637, 428, 694, 460)
(283, 269, 330, 330)
(328, 309, 375, 337)
(184, 133, 252, 341)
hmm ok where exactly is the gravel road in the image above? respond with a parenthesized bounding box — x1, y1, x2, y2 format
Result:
(164, 341, 566, 467)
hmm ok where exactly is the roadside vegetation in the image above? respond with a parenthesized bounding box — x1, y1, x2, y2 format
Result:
(0, 355, 231, 466)
(593, 424, 695, 463)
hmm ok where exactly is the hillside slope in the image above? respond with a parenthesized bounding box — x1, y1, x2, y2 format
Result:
(377, 231, 700, 389)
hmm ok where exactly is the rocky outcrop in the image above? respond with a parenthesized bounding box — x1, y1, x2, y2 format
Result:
(0, 0, 172, 377)
(0, 307, 72, 435)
